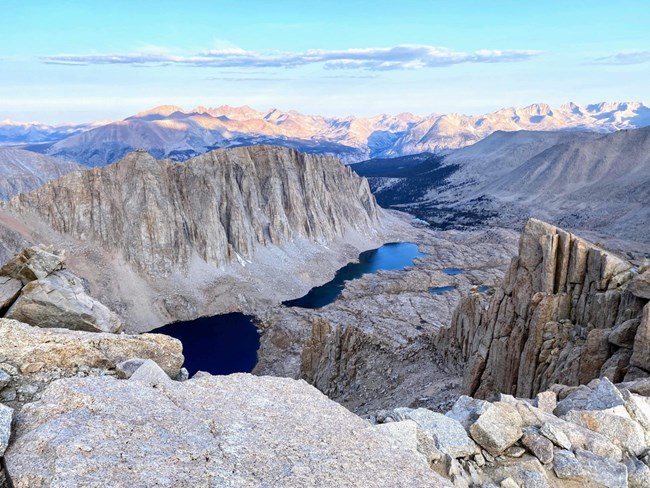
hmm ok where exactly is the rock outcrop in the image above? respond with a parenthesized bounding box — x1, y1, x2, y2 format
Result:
(4, 374, 450, 488)
(4, 146, 381, 274)
(437, 218, 649, 399)
(0, 318, 183, 410)
(375, 376, 650, 487)
(0, 246, 122, 333)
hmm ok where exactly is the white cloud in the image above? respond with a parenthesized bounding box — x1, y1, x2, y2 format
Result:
(592, 51, 650, 65)
(41, 44, 541, 70)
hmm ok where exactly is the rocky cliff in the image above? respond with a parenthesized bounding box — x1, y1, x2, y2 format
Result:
(4, 145, 380, 274)
(437, 218, 650, 400)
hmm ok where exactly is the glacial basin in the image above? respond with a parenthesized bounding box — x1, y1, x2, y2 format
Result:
(283, 242, 426, 309)
(153, 242, 425, 376)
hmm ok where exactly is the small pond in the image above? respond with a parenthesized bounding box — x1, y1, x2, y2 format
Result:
(442, 268, 464, 276)
(429, 285, 457, 294)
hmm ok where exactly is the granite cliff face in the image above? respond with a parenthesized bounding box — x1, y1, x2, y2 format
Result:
(437, 218, 649, 400)
(5, 145, 380, 275)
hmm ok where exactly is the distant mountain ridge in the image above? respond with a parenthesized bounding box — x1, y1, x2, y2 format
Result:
(353, 126, 650, 245)
(0, 148, 82, 200)
(2, 101, 648, 166)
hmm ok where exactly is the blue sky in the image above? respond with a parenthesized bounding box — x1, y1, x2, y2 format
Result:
(1, 0, 648, 123)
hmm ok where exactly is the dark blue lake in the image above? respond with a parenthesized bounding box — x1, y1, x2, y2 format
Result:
(151, 313, 260, 376)
(283, 242, 426, 309)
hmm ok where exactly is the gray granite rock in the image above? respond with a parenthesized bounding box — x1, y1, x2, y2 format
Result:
(609, 319, 641, 348)
(552, 449, 582, 479)
(625, 455, 650, 488)
(5, 374, 447, 488)
(0, 276, 21, 310)
(128, 359, 171, 386)
(0, 370, 10, 391)
(575, 448, 628, 488)
(5, 270, 123, 333)
(0, 318, 183, 409)
(539, 422, 572, 450)
(469, 402, 523, 456)
(0, 403, 12, 456)
(521, 431, 553, 464)
(445, 395, 489, 430)
(0, 246, 64, 285)
(562, 406, 648, 456)
(374, 419, 443, 465)
(585, 377, 626, 410)
(115, 358, 147, 379)
(393, 407, 477, 458)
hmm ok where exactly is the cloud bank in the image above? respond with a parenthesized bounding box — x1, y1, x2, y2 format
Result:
(592, 50, 650, 65)
(41, 45, 541, 70)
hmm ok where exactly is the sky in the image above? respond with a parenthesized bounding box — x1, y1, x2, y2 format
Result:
(1, 0, 649, 124)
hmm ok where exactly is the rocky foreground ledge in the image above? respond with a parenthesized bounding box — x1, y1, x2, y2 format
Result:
(5, 370, 449, 488)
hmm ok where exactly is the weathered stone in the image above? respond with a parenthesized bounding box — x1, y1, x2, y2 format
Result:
(0, 276, 21, 310)
(533, 391, 556, 414)
(609, 319, 641, 348)
(631, 304, 650, 372)
(176, 367, 189, 382)
(0, 318, 183, 409)
(521, 431, 553, 464)
(622, 389, 650, 439)
(625, 455, 650, 488)
(486, 456, 552, 488)
(504, 446, 525, 458)
(499, 477, 518, 488)
(469, 402, 523, 456)
(19, 362, 45, 374)
(563, 406, 648, 456)
(601, 349, 633, 383)
(5, 270, 123, 333)
(0, 403, 12, 456)
(115, 358, 147, 379)
(539, 423, 571, 450)
(554, 384, 592, 416)
(0, 369, 10, 390)
(445, 395, 489, 430)
(128, 359, 171, 386)
(5, 374, 447, 487)
(629, 270, 650, 299)
(393, 407, 477, 458)
(585, 377, 625, 410)
(574, 449, 628, 488)
(552, 449, 582, 479)
(375, 419, 443, 464)
(0, 246, 64, 285)
(578, 328, 611, 384)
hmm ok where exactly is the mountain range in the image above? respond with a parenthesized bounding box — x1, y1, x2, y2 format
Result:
(352, 126, 650, 246)
(2, 101, 649, 166)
